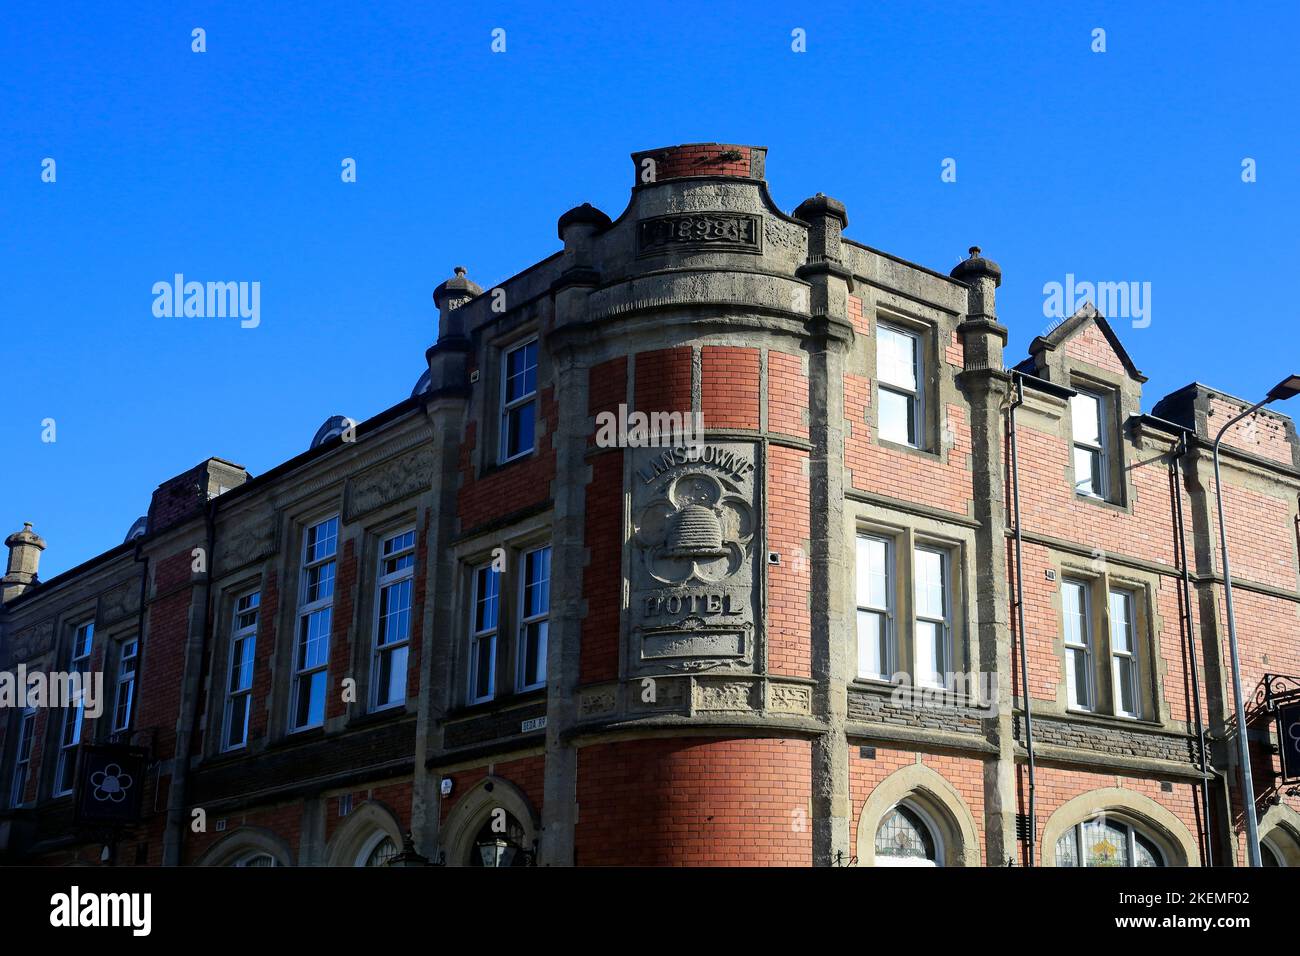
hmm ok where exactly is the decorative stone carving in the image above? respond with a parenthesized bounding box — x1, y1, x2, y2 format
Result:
(693, 679, 758, 712)
(630, 443, 759, 674)
(767, 682, 812, 715)
(346, 447, 434, 521)
(637, 213, 762, 257)
(215, 510, 277, 571)
(5, 619, 54, 666)
(99, 581, 141, 626)
(579, 688, 617, 717)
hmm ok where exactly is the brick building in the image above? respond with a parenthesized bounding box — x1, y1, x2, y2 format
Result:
(2, 142, 1298, 867)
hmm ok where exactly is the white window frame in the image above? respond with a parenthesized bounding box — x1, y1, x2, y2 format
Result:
(468, 563, 500, 704)
(111, 637, 139, 734)
(9, 704, 37, 807)
(54, 620, 94, 796)
(223, 590, 260, 750)
(515, 545, 552, 693)
(1071, 388, 1109, 499)
(291, 516, 338, 731)
(855, 534, 895, 681)
(371, 528, 416, 711)
(499, 338, 539, 464)
(876, 323, 925, 449)
(913, 547, 952, 689)
(1062, 578, 1094, 712)
(1108, 588, 1140, 719)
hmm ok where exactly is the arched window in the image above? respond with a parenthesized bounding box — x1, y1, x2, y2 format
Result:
(359, 834, 399, 867)
(1055, 815, 1163, 867)
(233, 851, 280, 867)
(874, 802, 943, 867)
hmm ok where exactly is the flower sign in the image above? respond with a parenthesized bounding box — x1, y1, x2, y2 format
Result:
(74, 744, 147, 825)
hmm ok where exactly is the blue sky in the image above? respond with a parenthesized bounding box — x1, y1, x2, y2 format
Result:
(2, 1, 1298, 578)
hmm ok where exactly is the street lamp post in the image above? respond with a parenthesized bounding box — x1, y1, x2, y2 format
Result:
(1211, 374, 1300, 867)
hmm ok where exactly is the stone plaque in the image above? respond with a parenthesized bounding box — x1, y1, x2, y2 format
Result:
(629, 442, 759, 672)
(637, 213, 762, 257)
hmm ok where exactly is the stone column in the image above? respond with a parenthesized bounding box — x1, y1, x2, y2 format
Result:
(796, 194, 855, 865)
(950, 248, 1018, 865)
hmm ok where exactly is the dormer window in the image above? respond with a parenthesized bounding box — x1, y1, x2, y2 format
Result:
(1070, 388, 1108, 498)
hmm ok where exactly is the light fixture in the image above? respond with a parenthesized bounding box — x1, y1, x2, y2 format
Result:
(476, 835, 517, 868)
(1266, 375, 1300, 403)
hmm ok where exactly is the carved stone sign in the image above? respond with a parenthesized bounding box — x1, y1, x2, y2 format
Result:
(629, 442, 759, 673)
(637, 213, 762, 257)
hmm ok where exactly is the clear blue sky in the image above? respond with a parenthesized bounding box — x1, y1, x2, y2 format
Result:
(2, 1, 1297, 578)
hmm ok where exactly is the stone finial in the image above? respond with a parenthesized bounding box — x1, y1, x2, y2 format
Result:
(557, 202, 612, 241)
(950, 245, 1002, 288)
(2, 522, 47, 603)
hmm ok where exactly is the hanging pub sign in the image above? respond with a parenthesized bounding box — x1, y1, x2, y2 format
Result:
(1278, 702, 1300, 784)
(73, 743, 147, 826)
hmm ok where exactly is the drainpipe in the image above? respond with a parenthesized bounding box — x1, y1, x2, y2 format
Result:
(1007, 371, 1036, 866)
(163, 498, 217, 865)
(1172, 433, 1213, 866)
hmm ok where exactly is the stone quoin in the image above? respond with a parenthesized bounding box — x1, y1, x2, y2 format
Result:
(2, 142, 1299, 868)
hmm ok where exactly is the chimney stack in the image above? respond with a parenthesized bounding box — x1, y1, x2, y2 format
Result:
(3, 522, 46, 603)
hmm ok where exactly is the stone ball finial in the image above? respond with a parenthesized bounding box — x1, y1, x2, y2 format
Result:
(454, 265, 466, 277)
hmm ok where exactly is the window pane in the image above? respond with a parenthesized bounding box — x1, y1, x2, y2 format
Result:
(1114, 657, 1136, 716)
(916, 620, 944, 687)
(307, 517, 338, 562)
(505, 401, 536, 458)
(376, 645, 408, 707)
(1133, 832, 1162, 867)
(473, 636, 495, 700)
(856, 536, 889, 609)
(878, 388, 915, 445)
(857, 609, 888, 679)
(877, 326, 917, 391)
(379, 579, 412, 646)
(226, 696, 249, 748)
(299, 608, 332, 669)
(296, 671, 326, 727)
(1070, 392, 1101, 445)
(1074, 446, 1102, 496)
(1055, 829, 1080, 867)
(524, 547, 551, 617)
(875, 805, 937, 863)
(475, 567, 499, 633)
(522, 620, 547, 688)
(1062, 581, 1088, 647)
(1067, 647, 1091, 709)
(914, 549, 945, 619)
(1083, 818, 1129, 867)
(1108, 591, 1133, 652)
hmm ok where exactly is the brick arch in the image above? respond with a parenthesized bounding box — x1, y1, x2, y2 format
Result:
(854, 762, 981, 866)
(1040, 787, 1198, 866)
